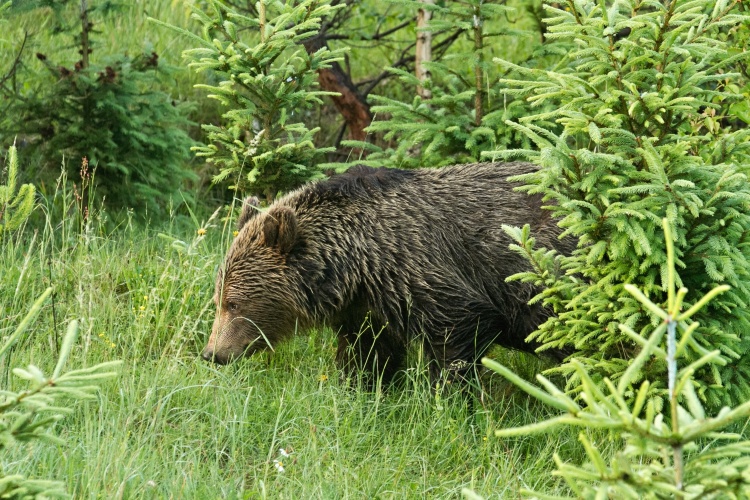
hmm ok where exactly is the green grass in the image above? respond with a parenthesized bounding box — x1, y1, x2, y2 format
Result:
(0, 186, 582, 498)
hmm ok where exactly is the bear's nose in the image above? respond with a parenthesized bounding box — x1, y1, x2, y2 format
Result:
(201, 349, 214, 362)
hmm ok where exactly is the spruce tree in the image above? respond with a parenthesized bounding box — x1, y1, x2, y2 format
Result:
(1, 1, 196, 213)
(489, 0, 750, 408)
(473, 221, 750, 498)
(157, 0, 345, 202)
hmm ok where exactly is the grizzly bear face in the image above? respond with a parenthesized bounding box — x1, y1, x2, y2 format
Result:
(201, 204, 305, 364)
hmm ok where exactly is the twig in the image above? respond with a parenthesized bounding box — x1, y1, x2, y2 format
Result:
(0, 31, 29, 92)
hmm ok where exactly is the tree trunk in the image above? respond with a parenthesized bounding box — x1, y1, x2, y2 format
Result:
(473, 6, 483, 127)
(80, 0, 89, 69)
(415, 0, 434, 100)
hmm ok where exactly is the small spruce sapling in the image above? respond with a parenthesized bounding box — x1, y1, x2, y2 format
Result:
(1, 2, 196, 213)
(472, 219, 750, 499)
(0, 143, 35, 236)
(155, 0, 344, 202)
(488, 0, 750, 408)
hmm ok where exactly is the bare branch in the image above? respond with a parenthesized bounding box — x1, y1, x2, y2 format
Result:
(0, 31, 29, 94)
(370, 19, 413, 41)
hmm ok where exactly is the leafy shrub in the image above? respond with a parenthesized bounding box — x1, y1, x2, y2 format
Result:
(490, 0, 750, 408)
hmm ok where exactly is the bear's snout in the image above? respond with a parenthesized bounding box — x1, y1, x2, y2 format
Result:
(201, 347, 228, 364)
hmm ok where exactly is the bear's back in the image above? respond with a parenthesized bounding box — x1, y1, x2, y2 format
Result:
(284, 162, 563, 286)
(302, 162, 555, 250)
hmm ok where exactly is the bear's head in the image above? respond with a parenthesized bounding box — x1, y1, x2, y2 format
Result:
(201, 198, 305, 364)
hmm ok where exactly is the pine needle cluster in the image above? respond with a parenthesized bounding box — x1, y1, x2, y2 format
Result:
(491, 0, 750, 408)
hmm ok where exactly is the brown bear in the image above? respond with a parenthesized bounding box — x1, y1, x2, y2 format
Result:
(202, 162, 573, 383)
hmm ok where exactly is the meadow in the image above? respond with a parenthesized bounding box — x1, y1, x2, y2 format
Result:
(8, 1, 749, 497)
(1, 181, 583, 498)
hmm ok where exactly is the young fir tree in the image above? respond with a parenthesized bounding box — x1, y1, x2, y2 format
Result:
(488, 0, 750, 409)
(469, 220, 750, 499)
(338, 0, 541, 169)
(156, 0, 344, 202)
(1, 1, 196, 213)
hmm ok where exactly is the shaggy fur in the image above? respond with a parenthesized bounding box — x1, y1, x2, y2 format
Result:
(202, 162, 574, 383)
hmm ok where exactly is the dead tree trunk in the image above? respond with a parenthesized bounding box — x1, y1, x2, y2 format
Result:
(303, 36, 373, 142)
(80, 0, 90, 69)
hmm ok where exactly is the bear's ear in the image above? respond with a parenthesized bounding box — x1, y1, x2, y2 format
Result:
(237, 196, 261, 231)
(261, 205, 297, 254)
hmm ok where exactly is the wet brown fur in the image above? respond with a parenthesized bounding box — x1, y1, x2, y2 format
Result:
(203, 162, 574, 383)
